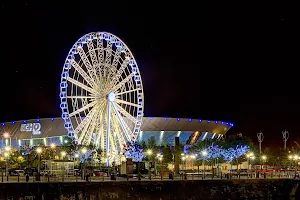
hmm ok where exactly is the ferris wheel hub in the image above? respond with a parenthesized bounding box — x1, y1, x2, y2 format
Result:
(107, 91, 116, 102)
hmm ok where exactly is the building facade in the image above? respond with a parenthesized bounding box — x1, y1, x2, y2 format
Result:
(0, 117, 233, 148)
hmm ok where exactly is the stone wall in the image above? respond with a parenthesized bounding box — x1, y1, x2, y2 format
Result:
(0, 179, 299, 199)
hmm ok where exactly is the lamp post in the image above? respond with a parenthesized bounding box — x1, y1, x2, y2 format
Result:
(81, 147, 87, 179)
(4, 152, 9, 177)
(250, 156, 255, 178)
(201, 150, 207, 179)
(282, 129, 289, 151)
(61, 151, 66, 159)
(246, 152, 254, 170)
(36, 147, 42, 180)
(3, 132, 11, 147)
(146, 149, 153, 168)
(146, 149, 153, 178)
(156, 153, 163, 180)
(261, 155, 267, 169)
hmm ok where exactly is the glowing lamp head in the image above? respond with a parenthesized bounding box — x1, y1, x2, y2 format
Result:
(81, 148, 87, 154)
(202, 150, 208, 156)
(146, 149, 152, 155)
(50, 143, 56, 149)
(3, 133, 10, 138)
(36, 147, 42, 154)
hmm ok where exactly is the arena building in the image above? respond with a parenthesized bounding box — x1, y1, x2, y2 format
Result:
(0, 117, 233, 149)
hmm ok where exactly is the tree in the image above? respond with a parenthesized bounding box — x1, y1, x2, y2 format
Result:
(189, 139, 224, 166)
(221, 135, 251, 168)
(8, 148, 26, 168)
(124, 143, 145, 162)
(161, 144, 173, 164)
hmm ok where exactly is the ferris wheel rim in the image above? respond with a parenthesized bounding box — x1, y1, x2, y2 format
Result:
(59, 31, 144, 153)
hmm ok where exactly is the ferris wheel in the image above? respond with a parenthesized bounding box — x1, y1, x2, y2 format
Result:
(59, 32, 144, 157)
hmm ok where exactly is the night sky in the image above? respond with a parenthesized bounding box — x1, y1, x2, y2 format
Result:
(0, 1, 299, 148)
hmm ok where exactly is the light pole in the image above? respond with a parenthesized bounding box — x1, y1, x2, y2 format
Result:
(36, 147, 42, 180)
(257, 131, 264, 155)
(246, 152, 254, 170)
(4, 152, 9, 177)
(146, 149, 153, 168)
(61, 151, 66, 159)
(3, 132, 11, 147)
(81, 147, 87, 179)
(257, 131, 264, 169)
(201, 150, 207, 179)
(262, 155, 267, 169)
(282, 130, 289, 151)
(146, 149, 153, 178)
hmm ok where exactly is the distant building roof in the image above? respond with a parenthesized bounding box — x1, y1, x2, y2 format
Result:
(0, 117, 232, 140)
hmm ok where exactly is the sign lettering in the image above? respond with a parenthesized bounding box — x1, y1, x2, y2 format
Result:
(20, 123, 41, 135)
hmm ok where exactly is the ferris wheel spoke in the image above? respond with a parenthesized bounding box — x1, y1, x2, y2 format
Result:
(97, 38, 104, 64)
(115, 99, 140, 108)
(87, 40, 99, 69)
(70, 59, 96, 87)
(95, 103, 107, 148)
(69, 101, 97, 117)
(104, 41, 113, 80)
(67, 77, 95, 94)
(112, 103, 132, 143)
(111, 58, 130, 86)
(96, 38, 105, 79)
(115, 88, 140, 96)
(78, 47, 99, 83)
(67, 96, 94, 99)
(112, 73, 135, 93)
(81, 112, 99, 145)
(109, 132, 117, 153)
(77, 105, 99, 143)
(113, 102, 136, 123)
(111, 114, 126, 149)
(75, 105, 99, 134)
(110, 48, 121, 77)
(106, 101, 112, 153)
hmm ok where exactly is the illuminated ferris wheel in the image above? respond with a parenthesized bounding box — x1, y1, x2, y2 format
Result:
(59, 32, 144, 158)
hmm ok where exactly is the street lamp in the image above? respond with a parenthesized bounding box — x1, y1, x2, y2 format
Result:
(3, 132, 11, 147)
(246, 152, 254, 170)
(4, 152, 9, 176)
(4, 146, 11, 151)
(201, 150, 207, 179)
(50, 143, 56, 149)
(261, 155, 267, 170)
(61, 151, 66, 159)
(146, 149, 153, 173)
(36, 147, 42, 180)
(81, 148, 87, 154)
(146, 149, 152, 155)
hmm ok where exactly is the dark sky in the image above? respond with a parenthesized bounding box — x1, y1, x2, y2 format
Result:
(0, 1, 299, 148)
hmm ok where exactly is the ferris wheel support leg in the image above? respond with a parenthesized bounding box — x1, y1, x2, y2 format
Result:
(106, 101, 112, 167)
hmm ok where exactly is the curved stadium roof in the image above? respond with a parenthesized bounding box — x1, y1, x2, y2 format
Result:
(0, 117, 233, 140)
